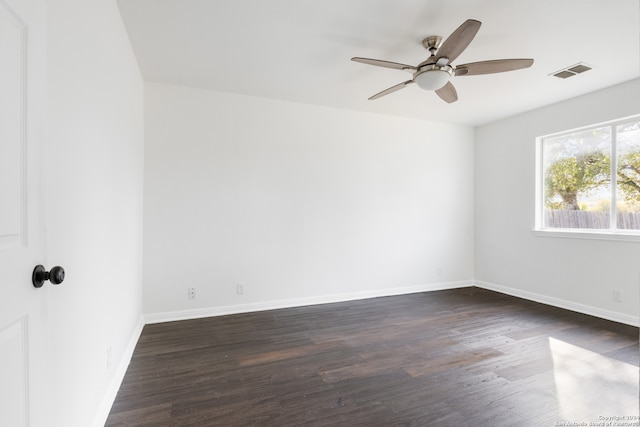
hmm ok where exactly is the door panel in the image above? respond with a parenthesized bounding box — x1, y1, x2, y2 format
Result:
(0, 0, 25, 250)
(0, 0, 48, 425)
(0, 319, 27, 426)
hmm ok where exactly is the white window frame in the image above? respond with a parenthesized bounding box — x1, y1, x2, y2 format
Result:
(534, 115, 640, 242)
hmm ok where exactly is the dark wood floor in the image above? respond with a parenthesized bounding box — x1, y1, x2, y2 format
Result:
(106, 288, 639, 426)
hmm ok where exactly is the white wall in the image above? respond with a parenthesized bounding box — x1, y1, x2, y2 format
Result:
(45, 1, 144, 426)
(475, 78, 640, 326)
(143, 82, 475, 320)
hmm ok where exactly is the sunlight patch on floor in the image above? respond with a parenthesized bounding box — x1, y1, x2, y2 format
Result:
(549, 337, 639, 423)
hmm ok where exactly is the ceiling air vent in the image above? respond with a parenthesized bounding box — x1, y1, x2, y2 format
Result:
(550, 62, 593, 79)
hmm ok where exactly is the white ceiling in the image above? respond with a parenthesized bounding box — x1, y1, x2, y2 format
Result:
(117, 0, 640, 127)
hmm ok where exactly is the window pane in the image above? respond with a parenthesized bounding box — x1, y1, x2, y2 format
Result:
(542, 126, 611, 229)
(616, 121, 640, 230)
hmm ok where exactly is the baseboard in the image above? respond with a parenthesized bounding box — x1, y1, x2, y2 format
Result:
(474, 280, 640, 327)
(140, 277, 638, 326)
(144, 280, 473, 324)
(91, 315, 145, 427)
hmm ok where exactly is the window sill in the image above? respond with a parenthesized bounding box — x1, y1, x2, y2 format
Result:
(533, 229, 640, 243)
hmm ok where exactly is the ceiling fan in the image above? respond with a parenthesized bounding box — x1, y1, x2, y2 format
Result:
(352, 19, 533, 103)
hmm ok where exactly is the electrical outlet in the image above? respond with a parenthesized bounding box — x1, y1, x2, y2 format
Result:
(237, 282, 245, 295)
(612, 289, 622, 303)
(437, 267, 443, 277)
(188, 287, 196, 300)
(106, 346, 112, 370)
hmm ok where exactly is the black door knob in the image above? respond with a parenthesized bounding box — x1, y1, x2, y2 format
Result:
(32, 265, 65, 288)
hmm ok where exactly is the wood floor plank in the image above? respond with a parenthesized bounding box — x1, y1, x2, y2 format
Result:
(106, 288, 639, 426)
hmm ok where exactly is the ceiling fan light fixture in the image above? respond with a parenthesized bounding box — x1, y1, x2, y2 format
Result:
(414, 68, 452, 90)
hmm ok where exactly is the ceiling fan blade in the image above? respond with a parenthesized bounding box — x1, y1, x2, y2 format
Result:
(369, 80, 414, 100)
(455, 58, 534, 76)
(435, 81, 458, 103)
(436, 19, 481, 64)
(352, 57, 417, 72)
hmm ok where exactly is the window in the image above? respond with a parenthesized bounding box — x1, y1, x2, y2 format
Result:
(536, 116, 640, 237)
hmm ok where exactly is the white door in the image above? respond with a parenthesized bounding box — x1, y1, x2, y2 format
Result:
(0, 0, 50, 426)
